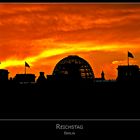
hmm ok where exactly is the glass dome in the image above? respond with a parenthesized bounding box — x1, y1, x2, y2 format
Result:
(52, 55, 94, 80)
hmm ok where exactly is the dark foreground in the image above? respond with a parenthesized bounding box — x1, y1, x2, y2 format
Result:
(0, 80, 140, 119)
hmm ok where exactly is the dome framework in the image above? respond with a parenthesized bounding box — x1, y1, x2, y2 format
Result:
(52, 55, 94, 80)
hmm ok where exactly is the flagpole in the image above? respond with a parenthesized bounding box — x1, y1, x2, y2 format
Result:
(25, 65, 26, 74)
(128, 54, 129, 66)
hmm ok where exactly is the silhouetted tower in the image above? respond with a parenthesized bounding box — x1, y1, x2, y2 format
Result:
(101, 71, 105, 80)
(0, 69, 9, 82)
(117, 65, 140, 81)
(37, 72, 46, 83)
(9, 77, 13, 81)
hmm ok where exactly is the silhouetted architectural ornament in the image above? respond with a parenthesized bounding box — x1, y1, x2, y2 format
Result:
(13, 74, 36, 83)
(10, 77, 13, 81)
(117, 65, 140, 81)
(36, 72, 46, 83)
(0, 69, 9, 81)
(95, 71, 105, 82)
(101, 71, 105, 80)
(52, 55, 94, 80)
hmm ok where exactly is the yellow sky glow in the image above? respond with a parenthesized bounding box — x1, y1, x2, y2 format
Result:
(1, 4, 140, 79)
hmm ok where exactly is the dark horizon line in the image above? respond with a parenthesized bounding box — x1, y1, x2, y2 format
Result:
(0, 64, 138, 81)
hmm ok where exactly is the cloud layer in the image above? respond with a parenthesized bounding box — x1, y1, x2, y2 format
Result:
(0, 4, 140, 79)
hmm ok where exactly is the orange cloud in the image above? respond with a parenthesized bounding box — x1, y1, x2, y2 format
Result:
(0, 4, 140, 80)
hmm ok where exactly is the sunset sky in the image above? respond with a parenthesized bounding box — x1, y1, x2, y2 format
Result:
(0, 3, 140, 80)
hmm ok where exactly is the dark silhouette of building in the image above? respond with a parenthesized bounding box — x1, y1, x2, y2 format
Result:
(0, 69, 9, 81)
(13, 74, 36, 83)
(95, 71, 105, 82)
(117, 65, 140, 81)
(1, 54, 140, 120)
(36, 72, 47, 83)
(47, 55, 94, 80)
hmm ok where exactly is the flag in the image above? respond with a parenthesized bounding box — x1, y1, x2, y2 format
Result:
(128, 51, 134, 58)
(25, 61, 30, 68)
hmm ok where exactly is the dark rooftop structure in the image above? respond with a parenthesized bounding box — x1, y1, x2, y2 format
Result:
(13, 74, 36, 84)
(36, 72, 47, 83)
(49, 55, 94, 80)
(0, 69, 9, 82)
(117, 65, 140, 81)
